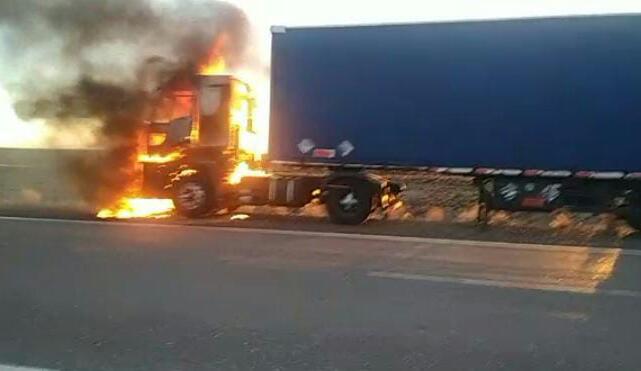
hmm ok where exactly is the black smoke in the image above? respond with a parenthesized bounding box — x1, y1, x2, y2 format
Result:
(0, 0, 249, 207)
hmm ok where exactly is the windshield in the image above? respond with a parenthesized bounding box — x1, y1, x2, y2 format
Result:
(152, 93, 194, 123)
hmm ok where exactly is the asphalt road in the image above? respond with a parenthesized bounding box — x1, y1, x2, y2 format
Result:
(1, 217, 641, 370)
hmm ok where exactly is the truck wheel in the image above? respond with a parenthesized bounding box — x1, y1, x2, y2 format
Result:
(172, 175, 215, 218)
(626, 205, 641, 231)
(326, 178, 373, 225)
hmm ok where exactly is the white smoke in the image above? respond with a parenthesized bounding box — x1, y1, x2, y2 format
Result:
(0, 85, 47, 147)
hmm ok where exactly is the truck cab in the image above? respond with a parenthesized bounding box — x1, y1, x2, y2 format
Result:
(141, 75, 255, 203)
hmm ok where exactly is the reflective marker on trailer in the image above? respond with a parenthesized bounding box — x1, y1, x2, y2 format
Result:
(312, 148, 336, 158)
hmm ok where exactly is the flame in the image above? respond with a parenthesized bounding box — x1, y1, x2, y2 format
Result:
(233, 69, 270, 158)
(200, 58, 226, 76)
(229, 81, 262, 160)
(200, 34, 229, 76)
(138, 152, 183, 164)
(228, 161, 267, 185)
(230, 213, 250, 221)
(97, 198, 175, 219)
(198, 34, 269, 161)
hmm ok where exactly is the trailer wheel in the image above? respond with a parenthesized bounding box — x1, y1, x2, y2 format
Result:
(326, 178, 373, 225)
(172, 174, 215, 218)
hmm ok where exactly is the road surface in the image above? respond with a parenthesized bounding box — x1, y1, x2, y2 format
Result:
(1, 217, 641, 370)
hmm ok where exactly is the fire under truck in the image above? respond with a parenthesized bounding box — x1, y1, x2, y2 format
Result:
(140, 74, 403, 224)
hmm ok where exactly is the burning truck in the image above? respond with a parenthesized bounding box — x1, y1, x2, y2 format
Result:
(106, 61, 403, 224)
(104, 13, 641, 229)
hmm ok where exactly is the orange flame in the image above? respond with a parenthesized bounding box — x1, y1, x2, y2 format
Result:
(227, 161, 267, 185)
(138, 152, 183, 164)
(200, 34, 229, 76)
(200, 58, 226, 76)
(97, 198, 175, 219)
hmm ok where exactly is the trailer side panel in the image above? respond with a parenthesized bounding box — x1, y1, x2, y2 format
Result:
(269, 15, 641, 172)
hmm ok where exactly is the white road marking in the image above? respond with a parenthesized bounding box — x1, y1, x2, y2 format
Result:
(0, 365, 58, 371)
(0, 164, 32, 168)
(1, 215, 639, 256)
(368, 271, 641, 298)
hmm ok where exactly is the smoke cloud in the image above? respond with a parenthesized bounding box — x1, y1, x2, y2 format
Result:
(0, 0, 249, 207)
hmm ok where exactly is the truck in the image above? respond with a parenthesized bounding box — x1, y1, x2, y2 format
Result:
(140, 74, 403, 224)
(141, 13, 641, 228)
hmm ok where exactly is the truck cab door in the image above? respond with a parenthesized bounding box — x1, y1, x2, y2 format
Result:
(198, 79, 231, 148)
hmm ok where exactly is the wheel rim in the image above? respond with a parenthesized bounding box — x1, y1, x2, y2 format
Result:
(177, 182, 206, 211)
(339, 191, 360, 213)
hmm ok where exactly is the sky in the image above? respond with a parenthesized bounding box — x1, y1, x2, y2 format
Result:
(233, 0, 641, 27)
(2, 0, 641, 148)
(230, 0, 641, 65)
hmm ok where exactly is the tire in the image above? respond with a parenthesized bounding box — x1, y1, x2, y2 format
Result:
(172, 174, 215, 218)
(626, 205, 641, 231)
(326, 178, 374, 225)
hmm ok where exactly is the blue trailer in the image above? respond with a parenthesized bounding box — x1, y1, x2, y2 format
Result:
(270, 14, 641, 170)
(264, 14, 641, 226)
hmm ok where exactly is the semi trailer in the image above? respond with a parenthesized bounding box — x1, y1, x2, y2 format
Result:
(141, 13, 641, 227)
